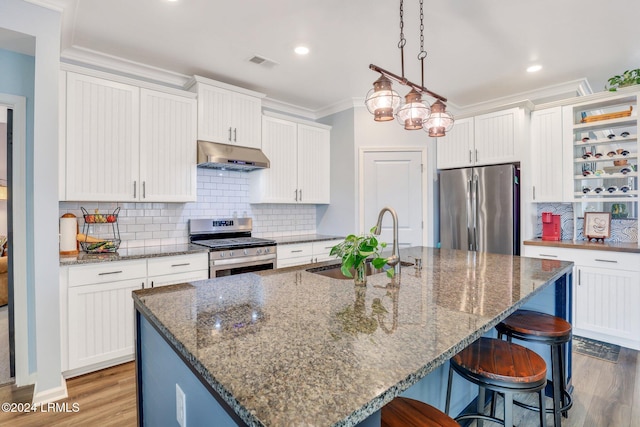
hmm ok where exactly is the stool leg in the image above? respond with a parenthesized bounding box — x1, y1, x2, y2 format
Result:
(559, 342, 569, 417)
(503, 392, 513, 427)
(551, 344, 563, 427)
(477, 386, 485, 427)
(539, 389, 547, 427)
(445, 364, 454, 415)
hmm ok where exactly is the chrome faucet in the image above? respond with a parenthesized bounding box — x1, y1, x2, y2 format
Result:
(373, 206, 400, 276)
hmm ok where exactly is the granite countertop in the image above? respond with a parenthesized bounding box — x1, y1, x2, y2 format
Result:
(524, 238, 640, 254)
(59, 243, 209, 266)
(132, 247, 573, 427)
(274, 234, 343, 245)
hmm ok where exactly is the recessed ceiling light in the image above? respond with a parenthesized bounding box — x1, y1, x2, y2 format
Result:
(294, 46, 309, 55)
(527, 64, 542, 73)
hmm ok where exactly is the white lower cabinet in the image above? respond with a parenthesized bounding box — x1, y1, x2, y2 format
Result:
(277, 239, 343, 268)
(312, 239, 342, 263)
(523, 245, 640, 350)
(277, 243, 313, 268)
(62, 253, 208, 376)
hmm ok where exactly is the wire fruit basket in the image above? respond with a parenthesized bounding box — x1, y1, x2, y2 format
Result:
(79, 207, 121, 253)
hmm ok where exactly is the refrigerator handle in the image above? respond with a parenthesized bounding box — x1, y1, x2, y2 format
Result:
(473, 175, 479, 251)
(467, 177, 474, 251)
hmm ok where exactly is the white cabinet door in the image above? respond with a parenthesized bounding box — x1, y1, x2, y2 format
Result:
(65, 72, 140, 201)
(436, 117, 474, 169)
(312, 239, 343, 263)
(250, 116, 298, 203)
(68, 278, 144, 370)
(196, 83, 234, 145)
(232, 93, 262, 149)
(574, 266, 640, 350)
(474, 107, 520, 166)
(530, 107, 564, 202)
(139, 89, 197, 202)
(149, 270, 209, 288)
(195, 83, 262, 149)
(297, 124, 330, 204)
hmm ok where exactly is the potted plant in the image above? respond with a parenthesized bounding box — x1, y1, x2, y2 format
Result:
(330, 228, 394, 285)
(605, 69, 640, 91)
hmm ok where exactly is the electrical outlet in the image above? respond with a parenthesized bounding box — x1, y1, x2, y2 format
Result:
(176, 383, 186, 427)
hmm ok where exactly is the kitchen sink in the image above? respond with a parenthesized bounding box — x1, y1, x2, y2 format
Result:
(306, 261, 414, 280)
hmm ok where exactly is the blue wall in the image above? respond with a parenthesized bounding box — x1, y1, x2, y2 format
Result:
(0, 47, 36, 372)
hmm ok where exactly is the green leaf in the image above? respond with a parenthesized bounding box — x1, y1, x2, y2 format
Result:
(371, 257, 387, 269)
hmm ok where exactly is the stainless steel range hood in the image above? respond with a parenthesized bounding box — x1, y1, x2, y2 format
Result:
(197, 140, 270, 171)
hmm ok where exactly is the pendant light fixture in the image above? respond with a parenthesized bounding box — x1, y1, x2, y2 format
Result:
(365, 0, 454, 136)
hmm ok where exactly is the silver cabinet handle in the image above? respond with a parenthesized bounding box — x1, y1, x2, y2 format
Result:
(171, 263, 190, 267)
(142, 281, 145, 289)
(594, 259, 617, 263)
(539, 254, 558, 258)
(578, 269, 581, 286)
(98, 270, 123, 276)
(475, 149, 478, 162)
(228, 127, 232, 141)
(469, 150, 472, 163)
(295, 189, 298, 201)
(299, 189, 302, 201)
(133, 181, 137, 198)
(533, 186, 536, 200)
(151, 281, 154, 288)
(234, 128, 237, 142)
(143, 181, 146, 199)
(291, 250, 303, 253)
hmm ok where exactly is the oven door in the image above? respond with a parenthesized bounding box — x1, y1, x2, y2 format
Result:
(210, 254, 276, 278)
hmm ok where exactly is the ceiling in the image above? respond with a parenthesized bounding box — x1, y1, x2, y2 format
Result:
(6, 0, 640, 114)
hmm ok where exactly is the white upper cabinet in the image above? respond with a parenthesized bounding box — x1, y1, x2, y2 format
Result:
(436, 117, 474, 169)
(530, 106, 565, 202)
(187, 76, 264, 149)
(65, 72, 140, 201)
(437, 107, 524, 169)
(62, 70, 197, 202)
(139, 89, 197, 202)
(250, 115, 331, 204)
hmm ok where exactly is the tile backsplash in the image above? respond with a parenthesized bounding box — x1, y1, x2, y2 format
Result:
(536, 203, 638, 243)
(59, 168, 317, 248)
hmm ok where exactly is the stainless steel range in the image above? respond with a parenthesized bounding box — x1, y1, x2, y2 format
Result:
(189, 218, 277, 278)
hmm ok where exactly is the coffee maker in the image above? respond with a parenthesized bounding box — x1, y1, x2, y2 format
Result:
(541, 212, 561, 241)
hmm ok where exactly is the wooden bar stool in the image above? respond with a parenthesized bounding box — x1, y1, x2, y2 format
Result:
(445, 337, 547, 427)
(496, 309, 573, 427)
(382, 397, 459, 427)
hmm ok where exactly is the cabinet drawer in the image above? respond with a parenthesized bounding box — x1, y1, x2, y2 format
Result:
(68, 260, 147, 287)
(312, 239, 342, 262)
(277, 256, 311, 269)
(148, 270, 209, 288)
(573, 250, 640, 272)
(522, 245, 577, 262)
(277, 243, 313, 260)
(147, 253, 208, 276)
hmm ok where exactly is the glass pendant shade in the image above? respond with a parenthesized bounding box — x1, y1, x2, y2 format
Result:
(365, 74, 401, 121)
(395, 89, 431, 130)
(423, 100, 454, 137)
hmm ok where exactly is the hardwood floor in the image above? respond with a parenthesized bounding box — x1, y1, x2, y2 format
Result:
(0, 362, 136, 427)
(0, 347, 637, 426)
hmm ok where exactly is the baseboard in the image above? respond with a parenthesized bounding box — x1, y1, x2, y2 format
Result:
(31, 375, 68, 405)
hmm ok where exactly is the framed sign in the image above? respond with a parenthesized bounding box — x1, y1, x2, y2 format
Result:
(583, 212, 611, 242)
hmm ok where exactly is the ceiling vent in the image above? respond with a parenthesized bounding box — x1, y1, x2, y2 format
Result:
(248, 55, 278, 69)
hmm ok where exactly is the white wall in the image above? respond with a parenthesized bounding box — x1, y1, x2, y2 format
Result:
(0, 0, 64, 402)
(0, 107, 6, 237)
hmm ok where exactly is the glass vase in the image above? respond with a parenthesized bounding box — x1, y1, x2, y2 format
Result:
(354, 262, 367, 286)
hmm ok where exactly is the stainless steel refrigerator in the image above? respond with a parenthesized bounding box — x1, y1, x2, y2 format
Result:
(439, 164, 520, 255)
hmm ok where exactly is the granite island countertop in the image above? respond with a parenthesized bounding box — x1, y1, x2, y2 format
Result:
(59, 243, 209, 266)
(273, 233, 343, 245)
(133, 247, 573, 427)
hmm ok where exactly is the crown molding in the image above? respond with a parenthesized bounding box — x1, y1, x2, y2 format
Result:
(262, 98, 318, 120)
(316, 98, 364, 119)
(61, 45, 192, 88)
(23, 0, 66, 12)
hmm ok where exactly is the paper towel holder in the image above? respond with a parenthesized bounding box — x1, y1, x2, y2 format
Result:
(60, 213, 79, 256)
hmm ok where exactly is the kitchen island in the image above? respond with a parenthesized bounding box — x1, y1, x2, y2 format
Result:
(133, 247, 573, 426)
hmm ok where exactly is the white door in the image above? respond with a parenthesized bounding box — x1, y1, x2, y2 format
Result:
(362, 150, 423, 249)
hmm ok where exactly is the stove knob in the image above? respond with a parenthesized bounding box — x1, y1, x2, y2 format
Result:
(219, 252, 225, 258)
(243, 249, 248, 255)
(229, 251, 234, 257)
(264, 247, 270, 253)
(257, 248, 263, 255)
